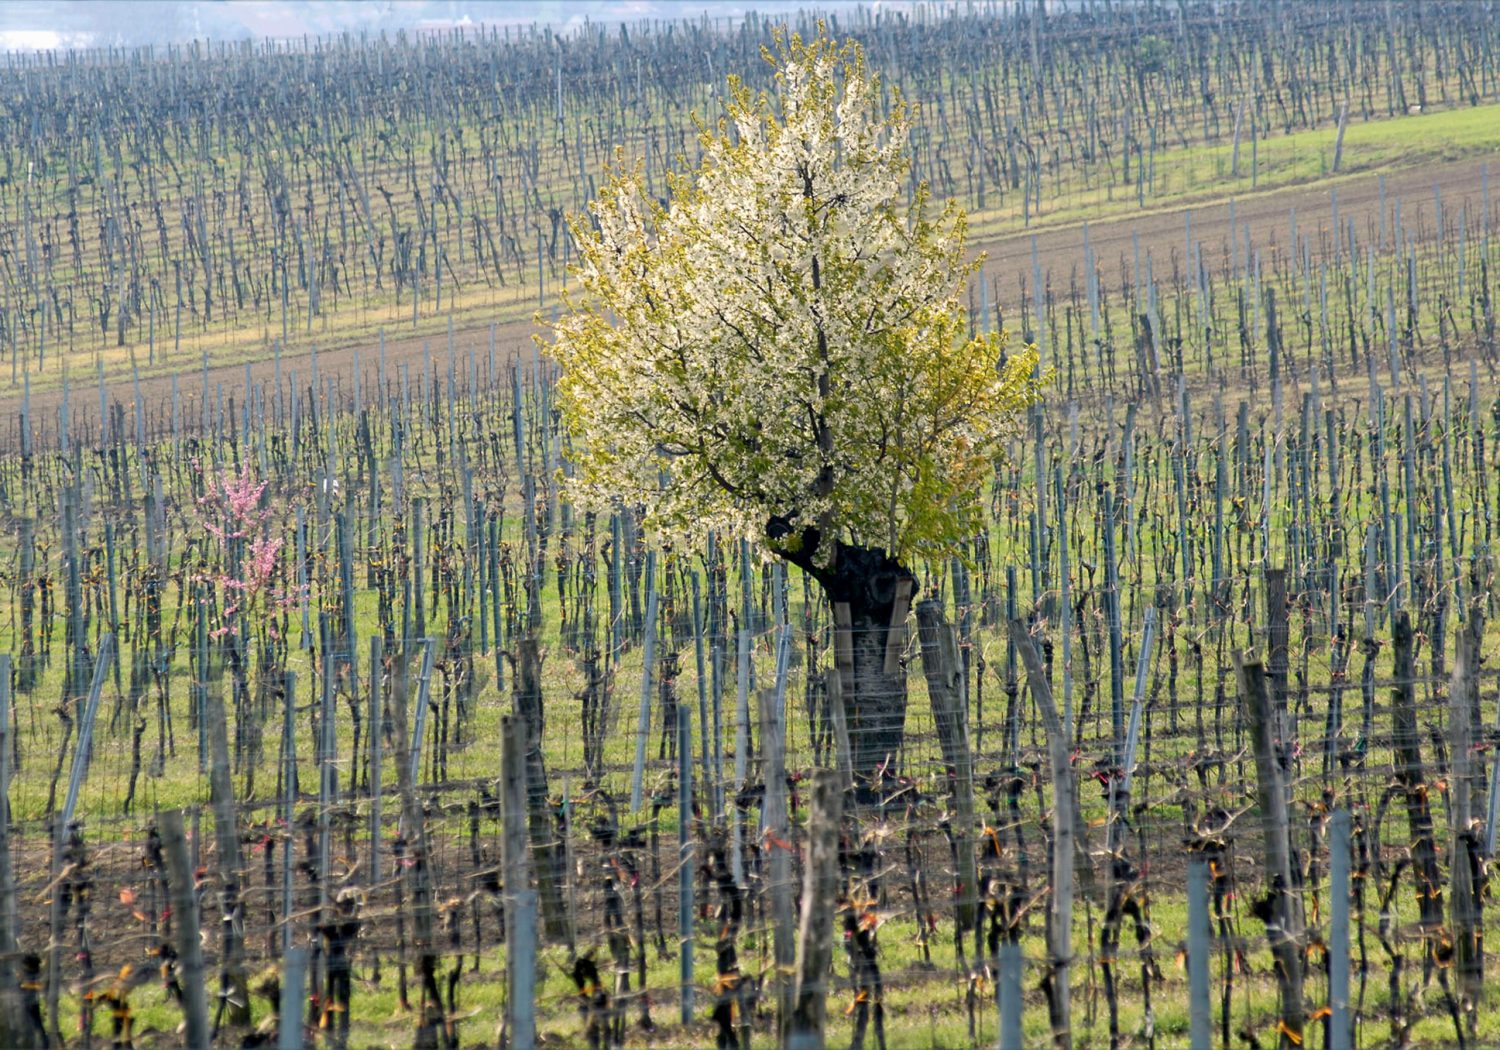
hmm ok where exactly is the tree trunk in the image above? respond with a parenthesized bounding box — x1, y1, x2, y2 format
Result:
(770, 521, 914, 781)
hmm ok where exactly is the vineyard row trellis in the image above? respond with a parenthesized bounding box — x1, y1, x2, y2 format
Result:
(0, 648, 1489, 1049)
(3, 166, 1500, 1045)
(1, 0, 1499, 382)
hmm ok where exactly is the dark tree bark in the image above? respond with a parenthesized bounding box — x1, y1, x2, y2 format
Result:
(769, 518, 915, 781)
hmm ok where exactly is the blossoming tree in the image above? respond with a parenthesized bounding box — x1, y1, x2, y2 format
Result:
(193, 461, 298, 791)
(196, 463, 287, 643)
(547, 29, 1041, 780)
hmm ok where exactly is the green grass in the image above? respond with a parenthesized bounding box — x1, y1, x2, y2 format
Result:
(966, 99, 1500, 244)
(51, 895, 1500, 1048)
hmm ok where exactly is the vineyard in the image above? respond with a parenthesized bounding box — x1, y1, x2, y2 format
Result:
(2, 3, 1500, 1050)
(3, 1, 1500, 395)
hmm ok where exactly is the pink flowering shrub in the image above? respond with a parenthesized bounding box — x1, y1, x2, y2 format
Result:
(194, 462, 300, 638)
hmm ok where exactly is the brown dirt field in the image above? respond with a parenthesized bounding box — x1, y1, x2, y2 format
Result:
(976, 155, 1489, 293)
(3, 156, 1491, 445)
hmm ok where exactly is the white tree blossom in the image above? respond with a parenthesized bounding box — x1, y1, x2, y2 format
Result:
(546, 29, 1041, 564)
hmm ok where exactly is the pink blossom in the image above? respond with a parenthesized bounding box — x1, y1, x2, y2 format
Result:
(191, 463, 295, 636)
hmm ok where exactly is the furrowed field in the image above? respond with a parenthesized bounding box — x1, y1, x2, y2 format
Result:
(2, 3, 1500, 1049)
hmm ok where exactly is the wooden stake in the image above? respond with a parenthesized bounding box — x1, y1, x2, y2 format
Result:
(501, 716, 537, 1050)
(161, 809, 211, 1050)
(881, 578, 914, 676)
(788, 770, 843, 1050)
(759, 681, 795, 1040)
(1010, 618, 1076, 1048)
(917, 600, 979, 960)
(678, 704, 695, 1026)
(1449, 613, 1484, 1033)
(1329, 812, 1352, 1050)
(1234, 649, 1304, 1049)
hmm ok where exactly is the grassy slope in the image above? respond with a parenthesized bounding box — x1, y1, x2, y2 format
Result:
(967, 100, 1500, 241)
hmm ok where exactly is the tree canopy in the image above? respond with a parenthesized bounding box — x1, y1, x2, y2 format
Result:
(547, 29, 1041, 565)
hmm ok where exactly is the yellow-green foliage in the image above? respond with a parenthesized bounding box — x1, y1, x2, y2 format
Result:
(547, 29, 1042, 566)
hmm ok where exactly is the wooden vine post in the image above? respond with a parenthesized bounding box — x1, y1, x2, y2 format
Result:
(47, 633, 113, 1043)
(677, 703, 695, 1026)
(788, 769, 843, 1050)
(501, 715, 538, 1050)
(0, 655, 37, 1049)
(161, 809, 211, 1050)
(1448, 609, 1484, 1034)
(1234, 649, 1304, 1049)
(916, 600, 979, 960)
(391, 650, 443, 1049)
(514, 635, 571, 944)
(1390, 612, 1447, 967)
(204, 677, 251, 1027)
(829, 606, 857, 790)
(1009, 618, 1074, 1048)
(758, 682, 795, 1039)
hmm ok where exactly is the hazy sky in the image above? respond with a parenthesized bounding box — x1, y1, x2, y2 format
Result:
(0, 1, 891, 51)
